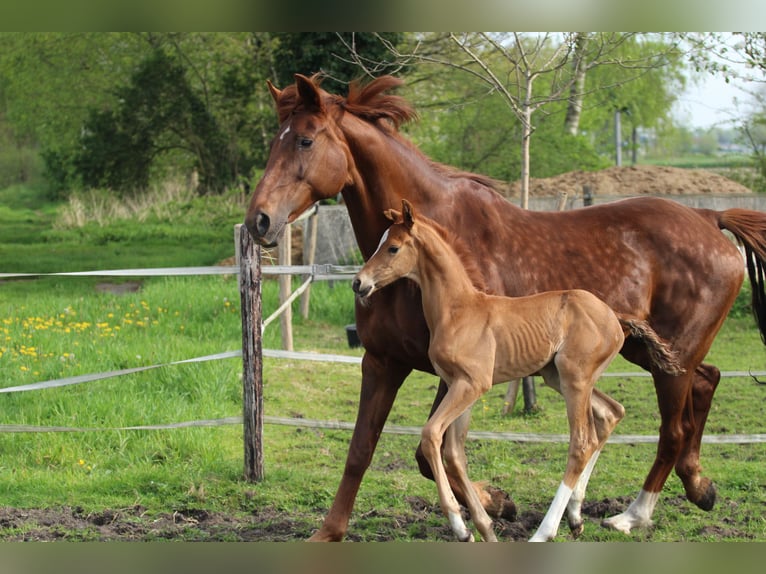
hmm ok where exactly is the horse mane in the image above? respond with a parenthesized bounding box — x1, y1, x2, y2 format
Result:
(420, 217, 489, 294)
(276, 74, 505, 195)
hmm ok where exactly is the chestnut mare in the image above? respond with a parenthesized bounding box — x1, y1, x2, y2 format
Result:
(245, 74, 766, 541)
(353, 200, 683, 542)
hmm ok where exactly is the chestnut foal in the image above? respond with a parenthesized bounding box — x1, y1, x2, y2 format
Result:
(353, 200, 683, 542)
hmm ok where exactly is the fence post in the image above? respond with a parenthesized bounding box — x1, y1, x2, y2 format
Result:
(300, 208, 319, 319)
(278, 224, 294, 351)
(238, 224, 264, 482)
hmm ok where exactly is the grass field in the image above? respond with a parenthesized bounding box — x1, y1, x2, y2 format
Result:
(0, 184, 764, 542)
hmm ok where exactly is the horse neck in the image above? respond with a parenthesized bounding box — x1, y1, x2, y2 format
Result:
(339, 117, 441, 259)
(413, 224, 478, 326)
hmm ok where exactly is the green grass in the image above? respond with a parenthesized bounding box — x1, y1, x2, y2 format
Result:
(0, 183, 764, 542)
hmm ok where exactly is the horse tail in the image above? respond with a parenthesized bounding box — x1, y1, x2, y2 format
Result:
(619, 318, 685, 376)
(717, 209, 766, 344)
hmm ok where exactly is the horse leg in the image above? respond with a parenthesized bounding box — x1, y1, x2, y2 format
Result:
(442, 410, 498, 541)
(602, 369, 693, 534)
(308, 352, 411, 542)
(565, 388, 625, 537)
(530, 366, 601, 542)
(674, 363, 721, 511)
(416, 379, 517, 520)
(421, 377, 488, 542)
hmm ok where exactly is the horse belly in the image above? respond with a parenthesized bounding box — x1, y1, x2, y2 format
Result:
(492, 333, 555, 383)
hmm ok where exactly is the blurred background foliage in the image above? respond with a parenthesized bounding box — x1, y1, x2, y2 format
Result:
(1, 32, 765, 201)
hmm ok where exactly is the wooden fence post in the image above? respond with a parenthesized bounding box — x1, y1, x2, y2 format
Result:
(238, 224, 264, 482)
(278, 224, 294, 351)
(300, 208, 319, 319)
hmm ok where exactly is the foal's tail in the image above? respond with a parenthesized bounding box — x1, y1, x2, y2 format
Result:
(718, 209, 766, 344)
(619, 318, 685, 376)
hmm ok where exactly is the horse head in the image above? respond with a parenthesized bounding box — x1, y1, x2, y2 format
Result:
(353, 200, 418, 302)
(245, 74, 353, 246)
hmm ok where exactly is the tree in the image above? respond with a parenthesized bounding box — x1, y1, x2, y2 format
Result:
(271, 33, 403, 90)
(355, 32, 683, 208)
(0, 33, 279, 196)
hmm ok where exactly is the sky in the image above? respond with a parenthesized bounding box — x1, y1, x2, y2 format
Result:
(674, 72, 754, 130)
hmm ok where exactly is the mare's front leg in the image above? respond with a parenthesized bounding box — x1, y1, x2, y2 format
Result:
(308, 352, 411, 542)
(416, 379, 517, 521)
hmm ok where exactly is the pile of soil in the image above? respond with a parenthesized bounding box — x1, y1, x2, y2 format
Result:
(505, 164, 753, 198)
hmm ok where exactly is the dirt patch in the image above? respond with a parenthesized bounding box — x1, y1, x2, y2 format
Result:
(0, 495, 754, 541)
(94, 281, 143, 295)
(506, 164, 753, 198)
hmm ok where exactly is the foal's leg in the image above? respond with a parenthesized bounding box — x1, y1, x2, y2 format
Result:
(443, 410, 497, 541)
(421, 377, 488, 542)
(530, 367, 600, 542)
(565, 388, 625, 537)
(416, 380, 517, 520)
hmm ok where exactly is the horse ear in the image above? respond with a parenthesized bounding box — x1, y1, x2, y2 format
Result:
(384, 209, 402, 223)
(402, 199, 415, 228)
(267, 80, 282, 105)
(295, 73, 324, 112)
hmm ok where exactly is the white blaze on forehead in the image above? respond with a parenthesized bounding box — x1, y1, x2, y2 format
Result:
(372, 228, 390, 256)
(279, 122, 291, 141)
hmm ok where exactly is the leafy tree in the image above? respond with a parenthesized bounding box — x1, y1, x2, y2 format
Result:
(0, 33, 279, 197)
(270, 33, 403, 90)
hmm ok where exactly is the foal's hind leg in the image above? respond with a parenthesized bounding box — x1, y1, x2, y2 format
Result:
(530, 367, 601, 542)
(565, 388, 625, 537)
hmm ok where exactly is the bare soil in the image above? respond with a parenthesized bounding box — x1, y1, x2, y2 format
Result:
(505, 164, 753, 198)
(0, 494, 755, 541)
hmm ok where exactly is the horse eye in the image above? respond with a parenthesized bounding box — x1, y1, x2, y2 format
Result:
(388, 246, 399, 255)
(298, 137, 313, 149)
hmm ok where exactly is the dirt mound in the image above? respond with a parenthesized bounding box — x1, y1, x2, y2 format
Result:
(506, 165, 753, 199)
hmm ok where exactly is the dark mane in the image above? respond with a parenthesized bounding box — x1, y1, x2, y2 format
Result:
(424, 217, 489, 294)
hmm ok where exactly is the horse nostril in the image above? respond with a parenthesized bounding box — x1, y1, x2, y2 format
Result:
(255, 212, 271, 237)
(352, 278, 361, 293)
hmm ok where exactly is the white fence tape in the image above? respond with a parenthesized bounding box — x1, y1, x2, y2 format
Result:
(3, 262, 764, 445)
(2, 414, 765, 444)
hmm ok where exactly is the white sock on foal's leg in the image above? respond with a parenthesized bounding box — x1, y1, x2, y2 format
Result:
(566, 449, 601, 535)
(529, 482, 574, 542)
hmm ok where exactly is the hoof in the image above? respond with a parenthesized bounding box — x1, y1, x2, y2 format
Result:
(693, 480, 717, 512)
(569, 521, 584, 539)
(486, 486, 518, 521)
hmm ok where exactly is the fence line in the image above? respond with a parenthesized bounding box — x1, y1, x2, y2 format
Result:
(2, 414, 765, 445)
(3, 236, 766, 481)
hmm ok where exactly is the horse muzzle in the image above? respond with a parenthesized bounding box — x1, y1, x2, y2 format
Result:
(244, 210, 284, 247)
(352, 276, 375, 303)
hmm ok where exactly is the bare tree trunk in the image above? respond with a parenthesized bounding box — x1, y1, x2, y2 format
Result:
(520, 75, 533, 210)
(564, 33, 589, 136)
(615, 109, 622, 167)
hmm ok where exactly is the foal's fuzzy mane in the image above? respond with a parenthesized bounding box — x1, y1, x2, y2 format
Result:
(276, 74, 504, 194)
(417, 217, 489, 294)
